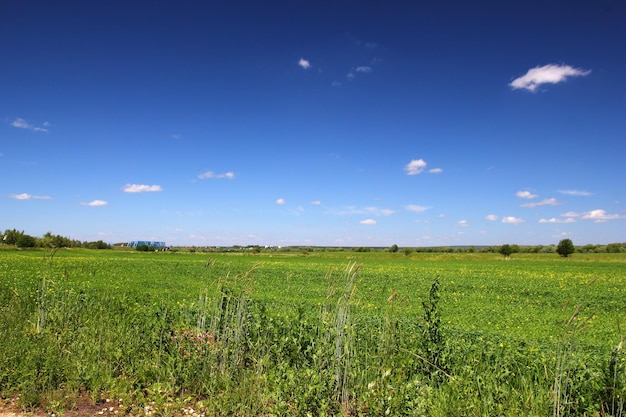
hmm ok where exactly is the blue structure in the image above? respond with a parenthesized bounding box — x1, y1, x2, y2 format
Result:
(128, 241, 167, 249)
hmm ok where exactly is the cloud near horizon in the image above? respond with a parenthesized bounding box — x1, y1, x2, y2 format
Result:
(406, 204, 431, 213)
(510, 64, 591, 92)
(360, 219, 376, 225)
(502, 216, 524, 224)
(123, 184, 163, 193)
(562, 209, 626, 223)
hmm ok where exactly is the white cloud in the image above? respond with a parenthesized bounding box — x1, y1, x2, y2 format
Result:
(198, 171, 235, 180)
(558, 190, 592, 197)
(539, 217, 575, 224)
(457, 220, 469, 227)
(356, 66, 372, 73)
(428, 168, 443, 174)
(364, 207, 395, 216)
(171, 133, 182, 139)
(298, 58, 311, 69)
(123, 184, 163, 193)
(564, 209, 626, 223)
(516, 190, 538, 199)
(404, 159, 427, 175)
(10, 118, 48, 133)
(276, 198, 286, 205)
(311, 200, 321, 205)
(521, 198, 560, 208)
(485, 214, 498, 221)
(502, 216, 524, 224)
(360, 219, 377, 225)
(8, 193, 51, 200)
(406, 204, 431, 213)
(510, 64, 591, 92)
(81, 200, 108, 207)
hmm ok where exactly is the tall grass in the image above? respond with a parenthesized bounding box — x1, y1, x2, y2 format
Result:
(1, 252, 624, 416)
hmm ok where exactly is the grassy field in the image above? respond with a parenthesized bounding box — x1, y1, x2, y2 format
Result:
(1, 248, 625, 416)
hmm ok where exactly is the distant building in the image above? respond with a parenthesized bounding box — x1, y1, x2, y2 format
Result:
(128, 241, 167, 249)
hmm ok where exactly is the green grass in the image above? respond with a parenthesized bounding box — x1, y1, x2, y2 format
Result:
(1, 248, 625, 416)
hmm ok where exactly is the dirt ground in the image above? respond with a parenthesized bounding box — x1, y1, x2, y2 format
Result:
(0, 396, 120, 417)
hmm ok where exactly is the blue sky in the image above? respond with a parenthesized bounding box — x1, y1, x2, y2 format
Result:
(2, 0, 625, 247)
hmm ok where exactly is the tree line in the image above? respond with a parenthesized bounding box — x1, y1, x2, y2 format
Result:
(1, 229, 111, 249)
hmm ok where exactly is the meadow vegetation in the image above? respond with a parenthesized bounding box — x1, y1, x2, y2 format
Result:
(0, 248, 624, 416)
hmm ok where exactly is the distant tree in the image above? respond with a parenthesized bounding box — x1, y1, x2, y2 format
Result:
(606, 243, 624, 253)
(556, 239, 575, 257)
(136, 244, 151, 252)
(390, 244, 399, 253)
(16, 234, 36, 248)
(581, 244, 596, 253)
(404, 247, 413, 256)
(499, 244, 513, 259)
(2, 229, 24, 245)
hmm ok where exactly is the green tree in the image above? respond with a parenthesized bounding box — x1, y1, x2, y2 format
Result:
(389, 244, 399, 253)
(556, 239, 575, 257)
(606, 243, 624, 253)
(499, 244, 513, 259)
(403, 247, 413, 256)
(16, 234, 36, 248)
(2, 229, 24, 245)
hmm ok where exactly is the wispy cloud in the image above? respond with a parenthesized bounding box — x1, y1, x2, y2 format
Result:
(502, 216, 524, 224)
(516, 190, 538, 199)
(406, 204, 431, 213)
(558, 189, 592, 197)
(510, 64, 591, 92)
(81, 200, 108, 207)
(539, 217, 575, 224)
(10, 118, 49, 133)
(360, 219, 377, 225)
(198, 171, 235, 180)
(8, 193, 52, 200)
(563, 209, 626, 223)
(123, 184, 163, 193)
(355, 66, 372, 73)
(298, 58, 311, 70)
(429, 168, 443, 174)
(404, 159, 427, 175)
(328, 205, 394, 217)
(485, 214, 498, 221)
(521, 198, 560, 208)
(364, 207, 395, 216)
(276, 198, 286, 205)
(457, 220, 469, 227)
(311, 200, 321, 205)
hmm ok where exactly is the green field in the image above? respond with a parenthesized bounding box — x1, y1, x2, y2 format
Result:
(1, 248, 625, 416)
